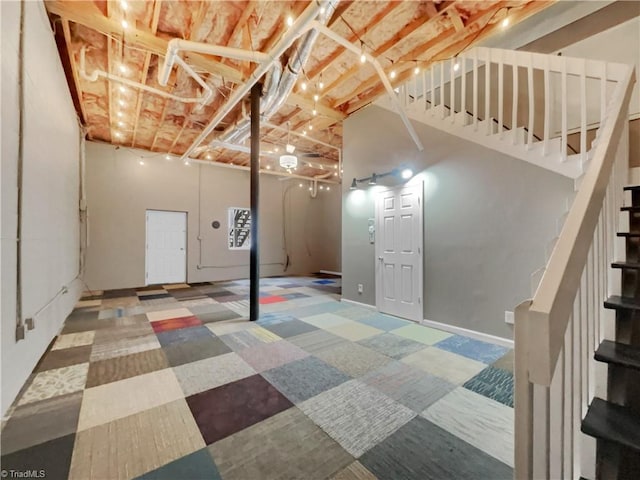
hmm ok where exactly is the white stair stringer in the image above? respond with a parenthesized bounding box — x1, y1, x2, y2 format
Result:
(377, 96, 584, 179)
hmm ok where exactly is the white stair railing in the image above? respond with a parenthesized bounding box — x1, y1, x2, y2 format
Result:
(395, 47, 632, 180)
(513, 60, 635, 480)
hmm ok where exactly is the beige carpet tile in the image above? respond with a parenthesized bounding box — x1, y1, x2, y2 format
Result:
(205, 320, 259, 336)
(401, 347, 486, 384)
(100, 296, 140, 309)
(209, 407, 353, 480)
(35, 345, 92, 372)
(69, 399, 205, 480)
(146, 307, 193, 322)
(421, 387, 514, 467)
(391, 324, 453, 345)
(315, 343, 393, 378)
(299, 380, 415, 457)
(325, 321, 383, 342)
(85, 348, 169, 388)
(173, 352, 256, 396)
(89, 333, 161, 362)
(1, 392, 83, 455)
(52, 331, 95, 350)
(75, 299, 102, 308)
(18, 364, 89, 406)
(287, 330, 349, 354)
(332, 461, 378, 480)
(77, 368, 184, 431)
(236, 340, 309, 373)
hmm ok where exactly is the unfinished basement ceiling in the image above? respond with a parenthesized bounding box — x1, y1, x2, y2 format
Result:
(46, 0, 554, 180)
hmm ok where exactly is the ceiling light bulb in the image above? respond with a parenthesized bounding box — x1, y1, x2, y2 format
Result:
(119, 64, 127, 74)
(360, 53, 366, 64)
(308, 125, 313, 130)
(414, 66, 420, 75)
(299, 183, 303, 188)
(326, 186, 330, 191)
(286, 15, 294, 27)
(401, 168, 414, 179)
(319, 185, 324, 190)
(320, 6, 326, 14)
(502, 17, 510, 28)
(205, 154, 212, 160)
(334, 172, 338, 176)
(165, 155, 171, 160)
(139, 160, 144, 165)
(390, 70, 396, 79)
(319, 81, 324, 90)
(118, 99, 126, 107)
(313, 94, 319, 102)
(274, 147, 279, 152)
(334, 164, 337, 169)
(308, 186, 312, 191)
(301, 82, 307, 91)
(184, 160, 190, 166)
(118, 121, 125, 127)
(302, 130, 307, 136)
(453, 61, 460, 71)
(120, 0, 128, 10)
(312, 109, 317, 116)
(266, 165, 271, 170)
(115, 131, 122, 137)
(119, 86, 126, 93)
(121, 19, 128, 29)
(117, 111, 124, 117)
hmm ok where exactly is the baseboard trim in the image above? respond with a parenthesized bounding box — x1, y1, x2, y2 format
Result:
(320, 270, 342, 276)
(421, 318, 514, 348)
(340, 298, 377, 310)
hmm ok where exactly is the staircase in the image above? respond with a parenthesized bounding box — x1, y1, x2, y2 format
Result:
(383, 46, 636, 479)
(581, 185, 640, 479)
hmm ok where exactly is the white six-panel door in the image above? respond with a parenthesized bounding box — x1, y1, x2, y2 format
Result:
(375, 183, 423, 322)
(145, 210, 187, 285)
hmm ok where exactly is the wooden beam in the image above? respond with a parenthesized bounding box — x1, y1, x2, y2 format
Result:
(61, 19, 88, 124)
(131, 0, 162, 148)
(307, 1, 401, 80)
(287, 93, 346, 121)
(45, 0, 245, 83)
(345, 1, 555, 113)
(321, 1, 459, 98)
(449, 8, 465, 32)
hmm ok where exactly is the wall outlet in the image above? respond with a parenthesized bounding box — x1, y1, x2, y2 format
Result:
(357, 283, 364, 294)
(504, 311, 515, 325)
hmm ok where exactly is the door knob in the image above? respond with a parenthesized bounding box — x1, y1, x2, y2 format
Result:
(378, 256, 383, 261)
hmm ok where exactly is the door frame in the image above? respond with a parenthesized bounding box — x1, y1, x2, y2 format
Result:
(145, 209, 188, 286)
(374, 182, 424, 322)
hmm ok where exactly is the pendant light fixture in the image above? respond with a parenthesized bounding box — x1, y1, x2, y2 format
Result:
(279, 122, 298, 170)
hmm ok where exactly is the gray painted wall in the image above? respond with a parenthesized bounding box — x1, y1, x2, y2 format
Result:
(1, 1, 82, 415)
(84, 142, 341, 290)
(342, 105, 574, 339)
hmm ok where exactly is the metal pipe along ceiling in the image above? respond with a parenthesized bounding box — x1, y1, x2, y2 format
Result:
(216, 0, 340, 146)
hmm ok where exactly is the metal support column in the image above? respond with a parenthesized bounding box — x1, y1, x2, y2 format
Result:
(249, 83, 261, 321)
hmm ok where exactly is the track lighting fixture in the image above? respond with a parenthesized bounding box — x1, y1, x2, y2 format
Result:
(350, 178, 358, 190)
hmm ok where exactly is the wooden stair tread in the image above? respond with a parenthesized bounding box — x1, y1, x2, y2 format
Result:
(612, 262, 640, 270)
(581, 398, 640, 452)
(604, 295, 640, 311)
(595, 340, 640, 371)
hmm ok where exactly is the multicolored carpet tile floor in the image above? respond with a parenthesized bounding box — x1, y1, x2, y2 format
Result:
(1, 275, 515, 480)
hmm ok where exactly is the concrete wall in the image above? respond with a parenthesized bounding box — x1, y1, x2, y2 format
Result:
(1, 1, 82, 415)
(342, 105, 574, 339)
(84, 142, 341, 290)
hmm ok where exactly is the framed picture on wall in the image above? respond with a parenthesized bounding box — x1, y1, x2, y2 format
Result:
(228, 207, 251, 250)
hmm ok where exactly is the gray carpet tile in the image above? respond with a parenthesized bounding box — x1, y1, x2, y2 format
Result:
(361, 361, 456, 413)
(164, 336, 232, 367)
(136, 448, 221, 480)
(0, 434, 76, 480)
(262, 318, 319, 338)
(358, 333, 427, 359)
(360, 416, 513, 480)
(209, 407, 353, 480)
(262, 356, 351, 403)
(1, 392, 83, 455)
(299, 380, 415, 457)
(196, 310, 242, 323)
(314, 342, 393, 378)
(287, 330, 348, 354)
